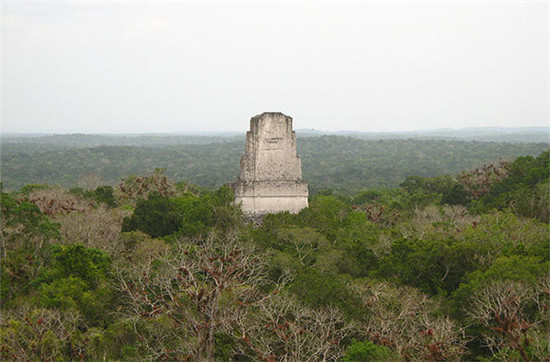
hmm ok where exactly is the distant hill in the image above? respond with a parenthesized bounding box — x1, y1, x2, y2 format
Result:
(1, 133, 242, 148)
(2, 135, 548, 193)
(3, 127, 548, 147)
(298, 127, 549, 143)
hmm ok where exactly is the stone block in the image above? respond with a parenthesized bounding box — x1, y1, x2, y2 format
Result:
(234, 112, 309, 215)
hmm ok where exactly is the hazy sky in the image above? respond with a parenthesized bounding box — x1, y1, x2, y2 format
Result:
(2, 1, 548, 133)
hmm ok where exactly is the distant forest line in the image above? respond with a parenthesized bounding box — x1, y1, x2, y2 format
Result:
(3, 134, 548, 193)
(3, 126, 549, 146)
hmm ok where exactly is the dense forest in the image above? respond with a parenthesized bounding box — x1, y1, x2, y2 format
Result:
(2, 135, 548, 193)
(1, 145, 548, 361)
(4, 126, 548, 146)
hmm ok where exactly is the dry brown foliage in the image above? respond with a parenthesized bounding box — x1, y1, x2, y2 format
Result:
(55, 205, 131, 256)
(355, 281, 467, 361)
(1, 306, 87, 361)
(234, 294, 356, 362)
(27, 188, 95, 216)
(457, 161, 509, 199)
(466, 278, 550, 361)
(113, 233, 276, 360)
(116, 171, 178, 206)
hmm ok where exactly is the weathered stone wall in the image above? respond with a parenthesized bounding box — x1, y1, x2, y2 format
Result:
(234, 113, 309, 215)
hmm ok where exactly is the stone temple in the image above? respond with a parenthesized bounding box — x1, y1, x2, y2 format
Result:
(234, 112, 309, 215)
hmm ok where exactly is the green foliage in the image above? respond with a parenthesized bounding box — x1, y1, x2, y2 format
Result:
(33, 244, 114, 326)
(453, 255, 548, 305)
(1, 309, 72, 360)
(472, 151, 550, 221)
(1, 192, 61, 305)
(175, 194, 214, 237)
(335, 211, 380, 277)
(349, 190, 382, 204)
(35, 244, 111, 287)
(472, 255, 547, 284)
(342, 340, 397, 361)
(19, 183, 49, 196)
(376, 237, 479, 296)
(289, 268, 363, 317)
(254, 199, 382, 281)
(442, 183, 470, 205)
(122, 185, 238, 238)
(400, 174, 455, 195)
(37, 276, 88, 309)
(398, 174, 467, 209)
(299, 195, 350, 239)
(214, 333, 235, 360)
(1, 192, 60, 240)
(122, 192, 184, 237)
(461, 211, 549, 263)
(93, 185, 117, 207)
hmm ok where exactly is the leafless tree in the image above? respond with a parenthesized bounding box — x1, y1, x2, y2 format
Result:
(233, 293, 356, 361)
(114, 232, 277, 360)
(55, 205, 130, 256)
(28, 188, 95, 216)
(458, 161, 509, 200)
(466, 278, 550, 361)
(116, 170, 178, 206)
(0, 306, 87, 361)
(397, 205, 479, 241)
(354, 282, 467, 361)
(78, 171, 105, 191)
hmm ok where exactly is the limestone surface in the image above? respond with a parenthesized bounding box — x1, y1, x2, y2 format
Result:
(234, 112, 309, 215)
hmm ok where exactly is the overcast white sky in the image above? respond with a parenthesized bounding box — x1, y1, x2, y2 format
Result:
(1, 1, 548, 133)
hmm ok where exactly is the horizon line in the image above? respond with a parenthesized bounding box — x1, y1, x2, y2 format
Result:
(2, 125, 549, 136)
